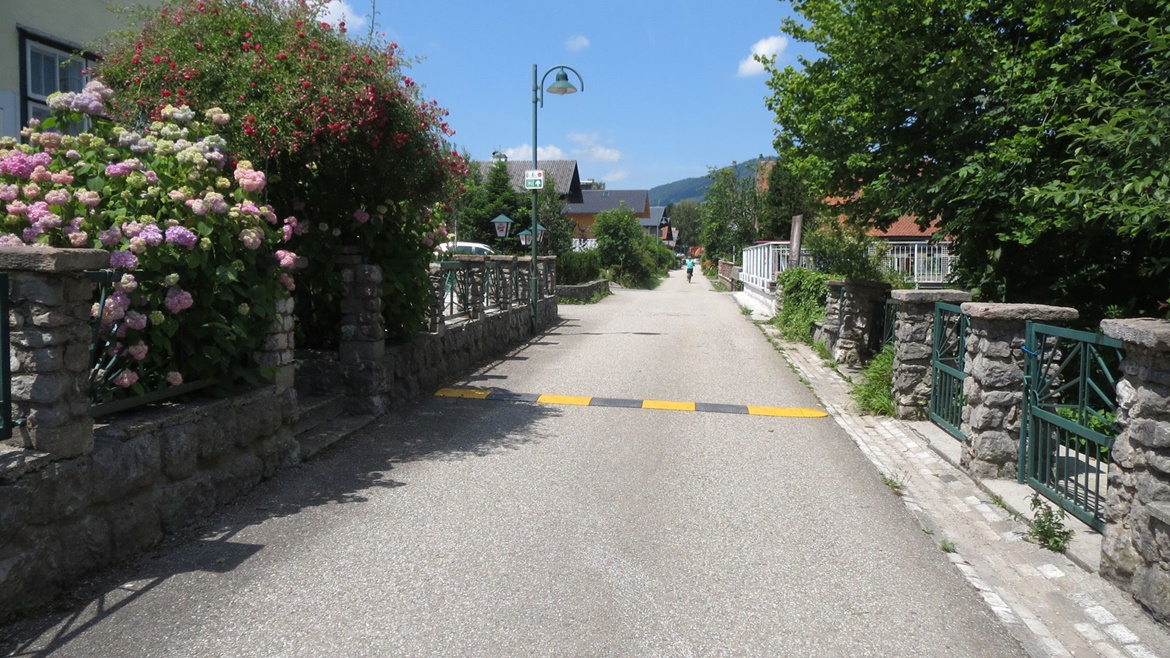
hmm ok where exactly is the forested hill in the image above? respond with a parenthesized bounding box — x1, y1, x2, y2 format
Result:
(648, 159, 764, 206)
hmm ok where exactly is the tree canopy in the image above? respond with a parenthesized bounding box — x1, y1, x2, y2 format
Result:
(764, 0, 1169, 319)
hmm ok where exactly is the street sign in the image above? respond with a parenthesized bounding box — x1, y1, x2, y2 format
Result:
(524, 169, 545, 190)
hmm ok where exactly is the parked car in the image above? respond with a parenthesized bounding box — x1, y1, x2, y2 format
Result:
(435, 241, 497, 256)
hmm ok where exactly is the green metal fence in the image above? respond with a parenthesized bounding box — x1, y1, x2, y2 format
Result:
(1019, 322, 1123, 531)
(929, 302, 969, 441)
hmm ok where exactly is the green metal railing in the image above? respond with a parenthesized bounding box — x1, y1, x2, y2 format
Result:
(929, 302, 969, 440)
(0, 273, 12, 441)
(1019, 322, 1123, 531)
(439, 261, 474, 320)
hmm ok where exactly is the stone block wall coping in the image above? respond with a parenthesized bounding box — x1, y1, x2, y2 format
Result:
(826, 278, 892, 292)
(960, 302, 1079, 322)
(0, 247, 109, 273)
(891, 289, 973, 304)
(1102, 318, 1170, 350)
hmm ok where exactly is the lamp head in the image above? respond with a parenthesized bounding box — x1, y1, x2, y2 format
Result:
(545, 69, 578, 96)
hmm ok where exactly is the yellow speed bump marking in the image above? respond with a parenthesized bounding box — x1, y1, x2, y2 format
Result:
(642, 399, 696, 412)
(747, 406, 829, 418)
(537, 394, 593, 406)
(435, 387, 492, 400)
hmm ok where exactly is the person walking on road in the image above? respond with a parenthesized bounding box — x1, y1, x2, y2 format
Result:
(685, 257, 695, 283)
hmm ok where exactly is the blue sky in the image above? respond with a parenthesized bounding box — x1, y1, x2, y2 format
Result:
(319, 0, 816, 192)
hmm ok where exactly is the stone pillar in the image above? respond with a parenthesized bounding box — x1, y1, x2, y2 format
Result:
(959, 302, 1078, 479)
(889, 289, 972, 420)
(1, 247, 108, 458)
(427, 263, 445, 334)
(466, 257, 484, 320)
(338, 247, 386, 415)
(819, 278, 891, 367)
(1098, 318, 1170, 624)
(813, 281, 844, 355)
(254, 294, 295, 392)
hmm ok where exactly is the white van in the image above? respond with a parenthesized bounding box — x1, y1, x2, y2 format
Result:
(435, 241, 497, 256)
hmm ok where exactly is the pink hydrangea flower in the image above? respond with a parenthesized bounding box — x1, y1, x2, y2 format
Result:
(113, 370, 139, 388)
(109, 250, 138, 270)
(275, 250, 297, 269)
(278, 273, 295, 291)
(164, 225, 197, 249)
(44, 189, 70, 206)
(164, 288, 194, 313)
(353, 208, 370, 223)
(127, 341, 148, 361)
(238, 228, 262, 250)
(166, 371, 184, 386)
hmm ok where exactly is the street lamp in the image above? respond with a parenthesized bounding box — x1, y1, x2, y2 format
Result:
(492, 214, 514, 239)
(530, 64, 583, 330)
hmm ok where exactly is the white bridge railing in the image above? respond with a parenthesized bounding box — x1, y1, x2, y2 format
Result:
(739, 240, 954, 290)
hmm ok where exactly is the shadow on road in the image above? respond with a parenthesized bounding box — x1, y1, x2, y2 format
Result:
(0, 356, 562, 657)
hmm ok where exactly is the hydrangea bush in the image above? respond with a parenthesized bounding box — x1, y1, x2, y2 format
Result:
(0, 80, 293, 397)
(96, 0, 468, 345)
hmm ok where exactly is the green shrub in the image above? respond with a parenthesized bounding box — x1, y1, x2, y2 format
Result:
(773, 267, 832, 343)
(97, 0, 465, 346)
(852, 344, 896, 415)
(558, 250, 601, 285)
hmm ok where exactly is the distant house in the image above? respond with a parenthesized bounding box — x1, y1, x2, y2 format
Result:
(1, 0, 158, 138)
(474, 159, 585, 204)
(563, 189, 650, 250)
(643, 205, 666, 238)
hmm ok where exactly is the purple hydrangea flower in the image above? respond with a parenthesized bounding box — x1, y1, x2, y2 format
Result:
(165, 225, 197, 250)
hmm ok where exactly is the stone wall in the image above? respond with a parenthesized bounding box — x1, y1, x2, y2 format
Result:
(1099, 318, 1170, 624)
(814, 278, 891, 367)
(958, 303, 1078, 479)
(0, 247, 557, 621)
(556, 279, 609, 302)
(890, 289, 972, 420)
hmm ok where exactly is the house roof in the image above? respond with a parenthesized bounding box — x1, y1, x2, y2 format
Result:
(642, 205, 666, 228)
(503, 160, 583, 203)
(868, 215, 941, 239)
(563, 189, 650, 216)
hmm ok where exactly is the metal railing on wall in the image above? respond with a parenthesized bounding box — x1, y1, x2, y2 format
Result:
(739, 240, 954, 290)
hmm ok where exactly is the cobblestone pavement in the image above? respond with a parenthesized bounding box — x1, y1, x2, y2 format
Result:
(750, 303, 1170, 658)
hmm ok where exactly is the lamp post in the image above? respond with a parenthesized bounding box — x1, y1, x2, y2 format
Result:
(530, 64, 583, 331)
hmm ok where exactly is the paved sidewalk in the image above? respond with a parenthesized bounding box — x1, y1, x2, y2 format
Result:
(732, 291, 1170, 658)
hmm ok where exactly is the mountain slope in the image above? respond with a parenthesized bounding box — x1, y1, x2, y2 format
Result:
(648, 159, 765, 206)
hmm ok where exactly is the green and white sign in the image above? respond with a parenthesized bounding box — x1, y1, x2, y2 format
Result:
(524, 169, 545, 190)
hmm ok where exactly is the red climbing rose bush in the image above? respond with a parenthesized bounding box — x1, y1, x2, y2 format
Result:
(96, 0, 468, 345)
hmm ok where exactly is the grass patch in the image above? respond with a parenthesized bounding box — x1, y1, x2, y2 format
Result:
(557, 288, 612, 305)
(1028, 493, 1075, 552)
(881, 472, 907, 496)
(851, 344, 895, 416)
(940, 539, 957, 553)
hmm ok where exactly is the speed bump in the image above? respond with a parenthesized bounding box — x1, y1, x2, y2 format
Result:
(434, 388, 827, 418)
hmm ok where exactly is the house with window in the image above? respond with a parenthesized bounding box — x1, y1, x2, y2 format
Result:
(1, 0, 157, 138)
(563, 189, 650, 251)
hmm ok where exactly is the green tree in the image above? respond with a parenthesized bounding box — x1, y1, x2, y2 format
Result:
(593, 203, 643, 277)
(762, 0, 1168, 319)
(459, 159, 525, 248)
(699, 164, 759, 261)
(667, 199, 702, 249)
(760, 159, 813, 241)
(534, 174, 574, 255)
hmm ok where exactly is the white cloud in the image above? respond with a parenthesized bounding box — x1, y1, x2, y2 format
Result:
(604, 170, 630, 183)
(568, 133, 622, 162)
(565, 35, 590, 52)
(318, 0, 368, 33)
(503, 144, 566, 161)
(737, 35, 787, 77)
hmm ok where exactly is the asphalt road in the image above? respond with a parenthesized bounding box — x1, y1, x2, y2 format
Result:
(2, 270, 1025, 657)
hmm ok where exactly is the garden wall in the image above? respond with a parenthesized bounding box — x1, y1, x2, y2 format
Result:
(555, 279, 609, 302)
(0, 248, 558, 620)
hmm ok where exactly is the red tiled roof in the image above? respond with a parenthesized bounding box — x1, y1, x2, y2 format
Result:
(869, 215, 940, 238)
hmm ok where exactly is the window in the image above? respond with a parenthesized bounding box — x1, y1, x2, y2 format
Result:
(20, 31, 95, 126)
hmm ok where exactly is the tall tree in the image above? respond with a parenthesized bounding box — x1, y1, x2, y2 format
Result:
(459, 160, 525, 247)
(763, 0, 1168, 318)
(699, 164, 759, 261)
(668, 200, 703, 249)
(759, 158, 813, 241)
